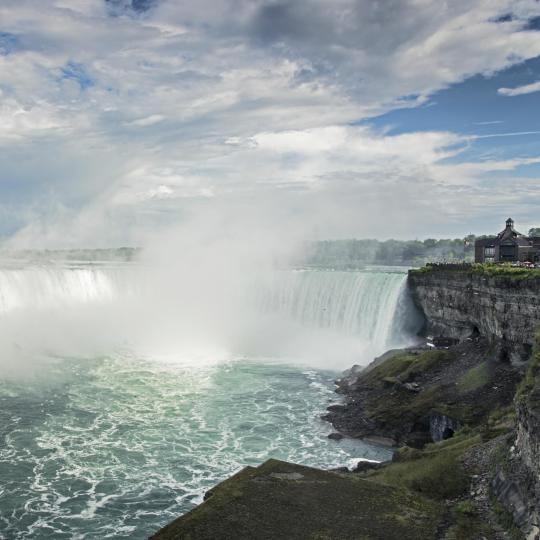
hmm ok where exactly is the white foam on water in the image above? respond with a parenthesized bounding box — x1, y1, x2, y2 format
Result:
(0, 353, 395, 538)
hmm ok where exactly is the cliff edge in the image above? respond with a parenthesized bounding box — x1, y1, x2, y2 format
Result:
(408, 265, 540, 364)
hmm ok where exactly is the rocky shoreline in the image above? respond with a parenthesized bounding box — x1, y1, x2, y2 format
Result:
(323, 338, 520, 448)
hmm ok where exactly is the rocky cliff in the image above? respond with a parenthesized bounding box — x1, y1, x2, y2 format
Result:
(409, 266, 540, 538)
(493, 339, 540, 539)
(408, 266, 540, 363)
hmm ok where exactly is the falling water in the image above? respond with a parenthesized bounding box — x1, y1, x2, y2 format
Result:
(260, 268, 409, 353)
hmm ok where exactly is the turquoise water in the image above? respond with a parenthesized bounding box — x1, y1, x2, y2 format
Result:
(0, 353, 391, 539)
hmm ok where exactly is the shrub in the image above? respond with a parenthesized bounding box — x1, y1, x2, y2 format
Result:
(457, 362, 490, 393)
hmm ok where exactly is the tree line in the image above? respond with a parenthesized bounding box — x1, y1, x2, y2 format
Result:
(306, 236, 476, 268)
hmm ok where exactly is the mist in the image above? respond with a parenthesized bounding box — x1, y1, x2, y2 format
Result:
(0, 203, 416, 380)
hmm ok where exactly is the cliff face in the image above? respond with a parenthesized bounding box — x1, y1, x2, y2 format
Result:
(409, 268, 540, 538)
(516, 396, 540, 490)
(512, 353, 540, 538)
(408, 268, 540, 362)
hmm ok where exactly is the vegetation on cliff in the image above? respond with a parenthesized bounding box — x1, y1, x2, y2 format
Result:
(517, 328, 540, 403)
(305, 237, 475, 268)
(326, 340, 520, 447)
(410, 262, 540, 280)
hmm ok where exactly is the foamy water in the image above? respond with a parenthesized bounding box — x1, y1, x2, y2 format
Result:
(0, 353, 391, 539)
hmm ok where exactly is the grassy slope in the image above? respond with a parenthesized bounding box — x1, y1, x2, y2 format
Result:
(340, 345, 518, 443)
(366, 432, 494, 539)
(150, 460, 443, 540)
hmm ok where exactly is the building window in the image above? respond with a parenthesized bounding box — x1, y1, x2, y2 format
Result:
(484, 247, 495, 257)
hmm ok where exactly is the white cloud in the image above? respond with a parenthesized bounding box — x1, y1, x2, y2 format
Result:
(129, 114, 165, 127)
(498, 80, 540, 96)
(0, 0, 540, 245)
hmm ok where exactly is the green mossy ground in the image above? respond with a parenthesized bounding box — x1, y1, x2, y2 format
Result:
(457, 362, 490, 393)
(331, 343, 519, 445)
(150, 459, 444, 540)
(366, 432, 480, 500)
(410, 262, 540, 281)
(363, 349, 452, 384)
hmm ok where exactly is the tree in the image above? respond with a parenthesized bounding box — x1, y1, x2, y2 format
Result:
(528, 228, 540, 237)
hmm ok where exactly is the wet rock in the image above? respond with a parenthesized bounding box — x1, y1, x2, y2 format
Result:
(328, 432, 344, 441)
(362, 435, 397, 447)
(403, 382, 421, 392)
(326, 404, 346, 413)
(429, 411, 461, 442)
(353, 460, 384, 473)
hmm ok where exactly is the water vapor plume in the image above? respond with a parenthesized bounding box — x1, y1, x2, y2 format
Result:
(0, 202, 418, 380)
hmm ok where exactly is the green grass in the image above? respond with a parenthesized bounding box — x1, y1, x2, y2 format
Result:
(454, 500, 475, 516)
(365, 349, 452, 384)
(367, 431, 481, 500)
(443, 499, 497, 540)
(410, 262, 540, 280)
(492, 498, 524, 540)
(458, 362, 490, 393)
(516, 328, 540, 405)
(151, 459, 445, 540)
(470, 263, 540, 279)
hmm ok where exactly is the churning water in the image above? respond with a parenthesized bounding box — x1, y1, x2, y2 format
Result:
(0, 263, 415, 539)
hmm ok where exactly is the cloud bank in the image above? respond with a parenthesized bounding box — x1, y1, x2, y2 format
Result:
(0, 0, 540, 245)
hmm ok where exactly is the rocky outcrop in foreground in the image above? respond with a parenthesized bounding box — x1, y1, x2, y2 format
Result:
(150, 459, 442, 540)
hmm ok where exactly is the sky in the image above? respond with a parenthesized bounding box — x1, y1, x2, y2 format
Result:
(1, 0, 540, 247)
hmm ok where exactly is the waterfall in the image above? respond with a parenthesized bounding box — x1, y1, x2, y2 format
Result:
(259, 269, 412, 354)
(0, 265, 137, 314)
(0, 263, 417, 368)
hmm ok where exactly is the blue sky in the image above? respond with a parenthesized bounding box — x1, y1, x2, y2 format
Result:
(0, 1, 540, 246)
(364, 51, 540, 236)
(366, 55, 540, 163)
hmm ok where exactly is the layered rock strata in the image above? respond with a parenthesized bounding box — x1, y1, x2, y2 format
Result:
(408, 268, 540, 363)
